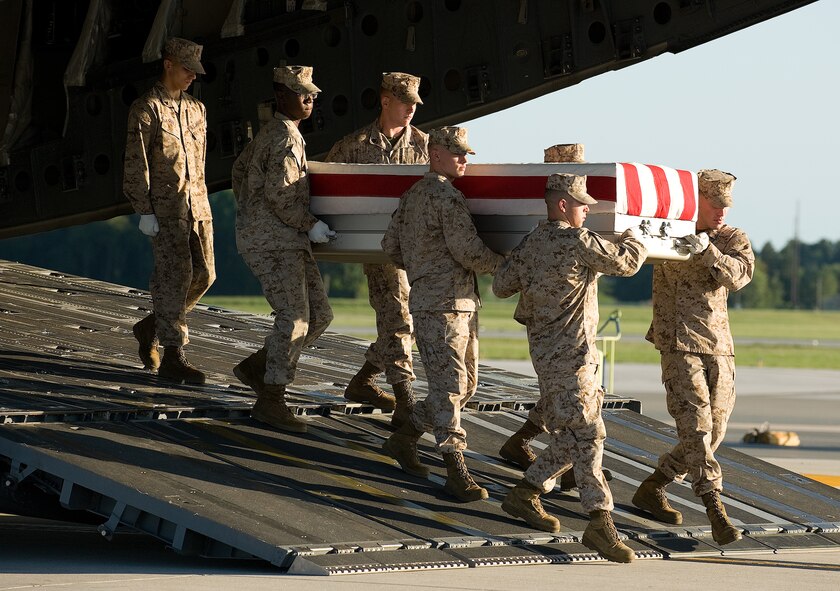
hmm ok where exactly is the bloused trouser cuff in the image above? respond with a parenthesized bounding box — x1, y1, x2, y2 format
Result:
(151, 218, 215, 347)
(523, 366, 613, 513)
(409, 310, 477, 453)
(243, 249, 333, 386)
(363, 263, 415, 384)
(656, 351, 736, 497)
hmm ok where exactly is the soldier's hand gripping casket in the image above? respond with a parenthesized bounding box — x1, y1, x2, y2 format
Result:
(308, 219, 337, 243)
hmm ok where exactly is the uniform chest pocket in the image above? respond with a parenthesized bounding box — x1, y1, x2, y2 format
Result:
(159, 112, 183, 161)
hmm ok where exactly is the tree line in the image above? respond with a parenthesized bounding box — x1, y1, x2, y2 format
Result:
(1, 192, 838, 309)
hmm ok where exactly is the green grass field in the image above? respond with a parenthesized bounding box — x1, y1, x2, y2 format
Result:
(202, 295, 840, 369)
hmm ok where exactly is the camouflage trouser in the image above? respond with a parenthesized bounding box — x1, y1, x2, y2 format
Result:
(150, 218, 215, 347)
(363, 263, 414, 384)
(657, 351, 736, 496)
(242, 250, 333, 386)
(409, 311, 477, 453)
(524, 364, 614, 512)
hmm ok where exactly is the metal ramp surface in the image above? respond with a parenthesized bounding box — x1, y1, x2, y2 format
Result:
(1, 260, 839, 575)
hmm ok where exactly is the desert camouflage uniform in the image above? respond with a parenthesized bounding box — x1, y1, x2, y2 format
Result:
(325, 121, 428, 384)
(232, 112, 333, 385)
(383, 172, 503, 452)
(124, 81, 215, 347)
(646, 225, 754, 496)
(493, 220, 646, 510)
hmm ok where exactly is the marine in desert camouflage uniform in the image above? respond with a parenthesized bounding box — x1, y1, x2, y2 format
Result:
(494, 173, 646, 563)
(229, 66, 335, 433)
(124, 37, 215, 385)
(381, 126, 504, 502)
(632, 169, 754, 547)
(499, 142, 612, 490)
(325, 72, 428, 426)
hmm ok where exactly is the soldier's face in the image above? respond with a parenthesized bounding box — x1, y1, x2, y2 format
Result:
(278, 88, 315, 121)
(165, 59, 197, 91)
(432, 147, 467, 180)
(697, 194, 728, 231)
(562, 198, 589, 228)
(381, 93, 417, 128)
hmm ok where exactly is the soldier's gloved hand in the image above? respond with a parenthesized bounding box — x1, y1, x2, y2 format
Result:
(622, 226, 644, 242)
(683, 232, 710, 255)
(308, 220, 336, 244)
(138, 214, 159, 237)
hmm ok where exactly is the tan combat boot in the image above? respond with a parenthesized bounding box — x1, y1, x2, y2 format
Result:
(132, 314, 160, 370)
(632, 468, 683, 524)
(558, 468, 614, 491)
(498, 419, 542, 470)
(382, 421, 429, 477)
(344, 361, 396, 411)
(442, 451, 489, 502)
(251, 384, 308, 433)
(702, 490, 742, 545)
(501, 479, 560, 533)
(390, 380, 417, 429)
(582, 510, 635, 563)
(158, 346, 205, 384)
(233, 348, 267, 392)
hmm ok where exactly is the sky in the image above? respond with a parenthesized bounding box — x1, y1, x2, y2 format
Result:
(463, 0, 838, 250)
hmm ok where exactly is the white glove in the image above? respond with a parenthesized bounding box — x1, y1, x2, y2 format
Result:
(622, 226, 644, 241)
(308, 220, 336, 244)
(680, 232, 710, 255)
(138, 214, 159, 237)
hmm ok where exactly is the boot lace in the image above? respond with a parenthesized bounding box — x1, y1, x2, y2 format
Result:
(600, 512, 622, 545)
(453, 453, 478, 486)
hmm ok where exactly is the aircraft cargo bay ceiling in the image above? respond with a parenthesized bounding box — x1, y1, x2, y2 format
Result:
(0, 0, 818, 238)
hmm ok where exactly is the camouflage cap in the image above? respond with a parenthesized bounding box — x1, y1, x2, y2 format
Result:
(428, 126, 474, 155)
(164, 37, 206, 75)
(273, 65, 321, 94)
(382, 72, 423, 104)
(544, 143, 585, 163)
(545, 173, 597, 205)
(698, 169, 736, 208)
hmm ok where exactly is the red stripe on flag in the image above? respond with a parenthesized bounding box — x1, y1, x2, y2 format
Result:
(677, 169, 696, 221)
(309, 173, 422, 197)
(621, 163, 643, 216)
(311, 173, 620, 201)
(453, 176, 546, 198)
(586, 176, 617, 203)
(647, 165, 671, 219)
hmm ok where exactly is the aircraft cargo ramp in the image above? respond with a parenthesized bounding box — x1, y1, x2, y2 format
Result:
(1, 260, 839, 575)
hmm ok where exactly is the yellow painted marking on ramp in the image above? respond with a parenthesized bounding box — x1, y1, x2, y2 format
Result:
(804, 473, 840, 487)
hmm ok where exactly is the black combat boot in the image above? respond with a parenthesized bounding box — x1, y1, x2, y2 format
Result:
(344, 361, 396, 410)
(158, 346, 205, 385)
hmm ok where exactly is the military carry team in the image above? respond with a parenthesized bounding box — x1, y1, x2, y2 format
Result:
(123, 38, 755, 563)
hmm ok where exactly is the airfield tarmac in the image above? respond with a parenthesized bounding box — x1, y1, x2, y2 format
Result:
(1, 363, 838, 590)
